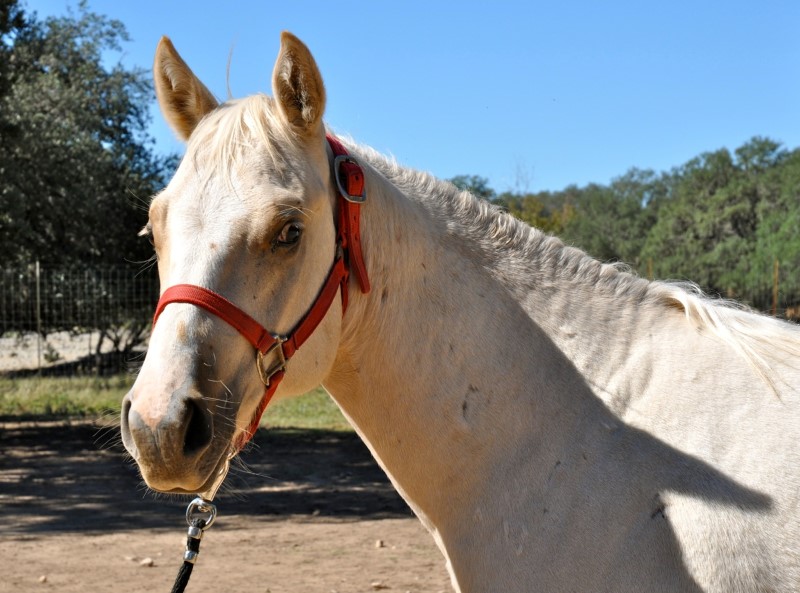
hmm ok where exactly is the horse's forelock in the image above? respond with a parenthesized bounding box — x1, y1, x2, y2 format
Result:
(187, 94, 303, 184)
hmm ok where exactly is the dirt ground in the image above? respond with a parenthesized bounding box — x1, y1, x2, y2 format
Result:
(0, 420, 451, 593)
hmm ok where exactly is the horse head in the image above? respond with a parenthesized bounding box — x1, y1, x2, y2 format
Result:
(121, 33, 348, 495)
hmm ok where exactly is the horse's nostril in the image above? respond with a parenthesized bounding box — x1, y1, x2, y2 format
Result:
(121, 396, 132, 428)
(120, 393, 134, 449)
(183, 398, 213, 456)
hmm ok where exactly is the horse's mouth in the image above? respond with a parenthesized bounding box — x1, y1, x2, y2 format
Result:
(190, 451, 232, 498)
(129, 436, 234, 496)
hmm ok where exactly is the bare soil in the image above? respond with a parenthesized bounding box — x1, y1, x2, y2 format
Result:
(0, 331, 125, 374)
(0, 420, 451, 593)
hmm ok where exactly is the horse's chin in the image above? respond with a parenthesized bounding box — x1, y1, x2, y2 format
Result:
(141, 446, 232, 496)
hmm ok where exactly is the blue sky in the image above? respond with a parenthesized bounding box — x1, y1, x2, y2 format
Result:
(24, 0, 800, 193)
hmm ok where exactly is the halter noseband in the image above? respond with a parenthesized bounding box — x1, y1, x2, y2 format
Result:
(151, 135, 370, 450)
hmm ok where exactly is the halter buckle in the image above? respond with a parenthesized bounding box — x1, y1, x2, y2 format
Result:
(256, 335, 287, 386)
(333, 154, 366, 203)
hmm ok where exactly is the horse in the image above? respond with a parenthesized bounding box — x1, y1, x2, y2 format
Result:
(121, 32, 800, 592)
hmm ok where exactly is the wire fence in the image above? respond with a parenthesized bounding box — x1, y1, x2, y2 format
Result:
(0, 259, 797, 376)
(0, 262, 159, 375)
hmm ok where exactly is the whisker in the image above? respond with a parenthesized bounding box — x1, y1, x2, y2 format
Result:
(126, 188, 153, 213)
(93, 419, 124, 451)
(133, 255, 158, 277)
(230, 455, 278, 482)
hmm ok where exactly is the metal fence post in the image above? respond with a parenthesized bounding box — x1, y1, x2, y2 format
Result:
(772, 258, 780, 316)
(35, 260, 42, 373)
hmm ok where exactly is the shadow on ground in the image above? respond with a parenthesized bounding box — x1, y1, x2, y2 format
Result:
(2, 349, 145, 378)
(0, 420, 412, 535)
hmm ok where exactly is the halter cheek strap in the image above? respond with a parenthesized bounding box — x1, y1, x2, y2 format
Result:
(151, 135, 370, 450)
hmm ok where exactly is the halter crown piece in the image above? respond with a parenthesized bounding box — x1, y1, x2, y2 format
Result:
(151, 134, 370, 459)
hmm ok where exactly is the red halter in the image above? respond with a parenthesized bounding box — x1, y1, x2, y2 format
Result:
(151, 135, 370, 450)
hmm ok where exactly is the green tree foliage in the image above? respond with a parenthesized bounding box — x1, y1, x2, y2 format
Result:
(0, 0, 26, 112)
(0, 1, 174, 367)
(493, 189, 575, 236)
(742, 144, 800, 309)
(450, 174, 496, 201)
(0, 0, 174, 267)
(642, 138, 792, 308)
(558, 169, 667, 268)
(456, 136, 800, 313)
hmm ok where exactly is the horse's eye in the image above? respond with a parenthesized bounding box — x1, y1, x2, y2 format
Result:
(276, 221, 303, 247)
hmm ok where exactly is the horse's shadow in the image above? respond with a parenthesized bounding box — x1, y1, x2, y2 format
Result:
(0, 422, 413, 536)
(481, 276, 774, 592)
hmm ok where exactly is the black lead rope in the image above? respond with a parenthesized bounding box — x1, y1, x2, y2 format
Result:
(170, 497, 217, 593)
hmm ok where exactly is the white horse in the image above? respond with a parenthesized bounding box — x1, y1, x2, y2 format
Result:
(121, 32, 800, 592)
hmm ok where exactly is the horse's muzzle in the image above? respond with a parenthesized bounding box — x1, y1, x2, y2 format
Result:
(120, 385, 221, 493)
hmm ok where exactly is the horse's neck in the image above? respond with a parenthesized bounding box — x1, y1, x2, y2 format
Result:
(322, 161, 653, 521)
(322, 152, 798, 591)
(324, 151, 659, 412)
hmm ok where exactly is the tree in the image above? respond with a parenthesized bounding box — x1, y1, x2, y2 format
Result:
(0, 0, 174, 369)
(641, 138, 793, 307)
(0, 0, 26, 109)
(642, 149, 737, 293)
(748, 147, 800, 310)
(0, 0, 27, 187)
(557, 169, 667, 269)
(0, 0, 174, 268)
(494, 189, 575, 236)
(449, 174, 496, 201)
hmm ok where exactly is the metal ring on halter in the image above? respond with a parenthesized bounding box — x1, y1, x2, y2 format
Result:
(333, 154, 367, 203)
(185, 497, 217, 529)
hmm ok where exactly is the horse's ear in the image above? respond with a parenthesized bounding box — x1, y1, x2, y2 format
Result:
(271, 32, 326, 138)
(153, 36, 218, 141)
